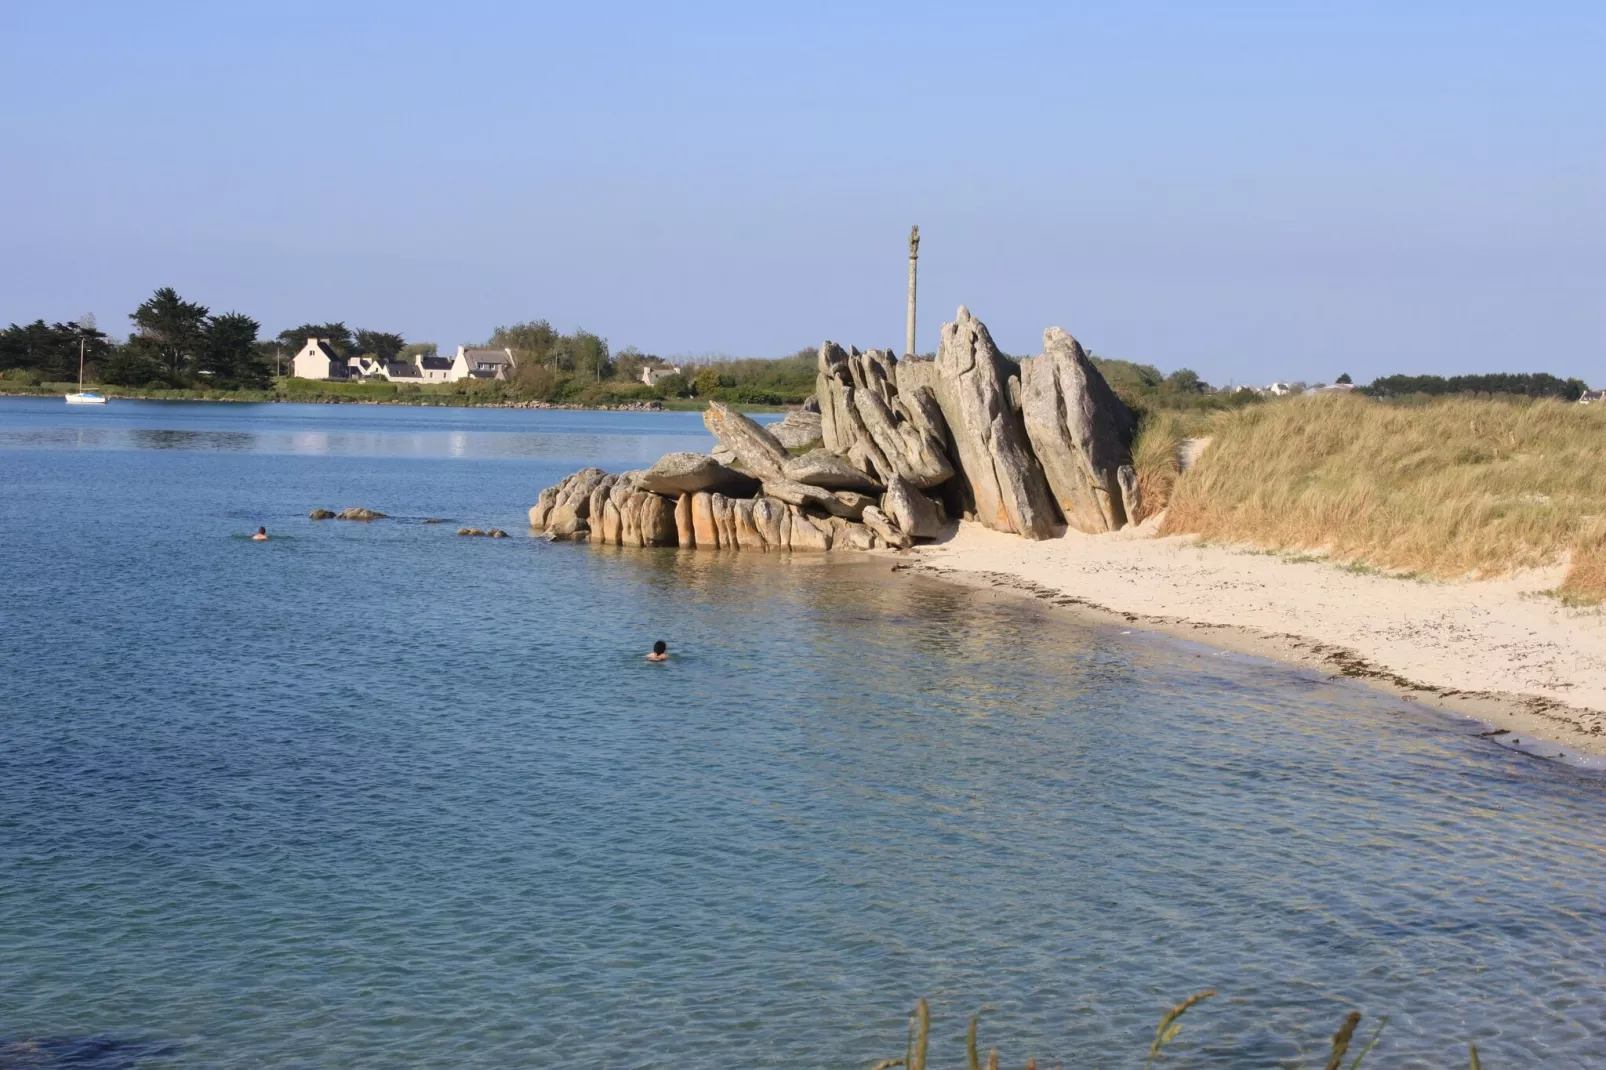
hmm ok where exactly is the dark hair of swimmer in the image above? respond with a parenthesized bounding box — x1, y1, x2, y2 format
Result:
(653, 640, 667, 655)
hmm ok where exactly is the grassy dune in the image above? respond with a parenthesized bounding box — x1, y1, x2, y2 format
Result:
(1143, 395, 1606, 603)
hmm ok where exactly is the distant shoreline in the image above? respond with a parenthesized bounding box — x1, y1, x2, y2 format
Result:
(0, 388, 788, 414)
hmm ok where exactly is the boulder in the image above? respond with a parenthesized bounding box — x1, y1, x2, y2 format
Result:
(544, 467, 612, 537)
(861, 505, 912, 549)
(638, 452, 760, 498)
(335, 507, 387, 520)
(457, 527, 485, 536)
(927, 307, 1057, 539)
(638, 492, 678, 546)
(1018, 327, 1137, 532)
(710, 493, 737, 548)
(732, 497, 763, 549)
(1118, 464, 1141, 528)
(752, 497, 787, 549)
(309, 508, 336, 520)
(675, 493, 695, 548)
(488, 529, 509, 538)
(781, 449, 883, 492)
(827, 516, 877, 551)
(703, 401, 789, 480)
(691, 491, 720, 548)
(769, 407, 824, 451)
(883, 474, 944, 540)
(786, 507, 832, 551)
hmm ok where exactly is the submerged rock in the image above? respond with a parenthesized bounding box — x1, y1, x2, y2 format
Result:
(308, 508, 335, 520)
(335, 507, 387, 520)
(1018, 326, 1137, 532)
(458, 527, 485, 536)
(488, 528, 509, 538)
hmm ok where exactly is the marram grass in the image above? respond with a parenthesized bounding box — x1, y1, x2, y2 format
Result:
(1150, 394, 1606, 603)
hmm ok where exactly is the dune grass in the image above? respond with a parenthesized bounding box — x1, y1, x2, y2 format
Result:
(1154, 394, 1606, 602)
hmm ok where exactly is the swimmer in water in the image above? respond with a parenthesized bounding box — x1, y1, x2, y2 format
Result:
(647, 640, 669, 662)
(252, 527, 268, 541)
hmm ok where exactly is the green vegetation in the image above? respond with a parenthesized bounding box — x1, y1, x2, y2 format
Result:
(1364, 372, 1588, 401)
(1159, 394, 1606, 603)
(1091, 356, 1263, 417)
(877, 995, 1475, 1069)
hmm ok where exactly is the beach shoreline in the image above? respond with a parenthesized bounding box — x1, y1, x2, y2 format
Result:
(905, 521, 1606, 764)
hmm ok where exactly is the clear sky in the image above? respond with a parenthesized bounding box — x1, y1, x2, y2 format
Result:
(3, 2, 1601, 386)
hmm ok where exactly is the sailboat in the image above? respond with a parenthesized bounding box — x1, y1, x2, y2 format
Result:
(65, 327, 107, 405)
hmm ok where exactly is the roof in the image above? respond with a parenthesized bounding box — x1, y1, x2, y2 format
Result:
(419, 356, 452, 370)
(462, 348, 514, 366)
(385, 362, 422, 379)
(469, 368, 500, 379)
(303, 339, 339, 359)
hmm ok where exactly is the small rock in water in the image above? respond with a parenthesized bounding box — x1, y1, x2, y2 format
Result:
(457, 528, 486, 537)
(335, 507, 387, 521)
(488, 528, 508, 538)
(308, 508, 336, 520)
(422, 517, 446, 524)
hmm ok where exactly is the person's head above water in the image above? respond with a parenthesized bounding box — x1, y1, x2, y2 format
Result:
(653, 641, 667, 655)
(257, 527, 266, 535)
(251, 526, 268, 540)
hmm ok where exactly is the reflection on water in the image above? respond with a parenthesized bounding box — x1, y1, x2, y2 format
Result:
(2, 402, 1604, 1068)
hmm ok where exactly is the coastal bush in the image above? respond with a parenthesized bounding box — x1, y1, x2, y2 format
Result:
(1161, 394, 1606, 601)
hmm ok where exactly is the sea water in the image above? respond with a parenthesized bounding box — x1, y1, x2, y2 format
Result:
(1, 398, 1602, 1068)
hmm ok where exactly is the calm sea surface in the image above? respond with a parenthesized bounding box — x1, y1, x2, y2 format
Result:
(2, 398, 1603, 1069)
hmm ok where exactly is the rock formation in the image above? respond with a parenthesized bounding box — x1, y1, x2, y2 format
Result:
(529, 306, 1136, 554)
(920, 306, 1057, 539)
(1018, 327, 1138, 532)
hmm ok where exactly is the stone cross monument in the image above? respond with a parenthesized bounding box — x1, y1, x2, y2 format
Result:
(905, 225, 920, 357)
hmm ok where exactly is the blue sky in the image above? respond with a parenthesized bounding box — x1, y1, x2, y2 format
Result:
(2, 2, 1600, 385)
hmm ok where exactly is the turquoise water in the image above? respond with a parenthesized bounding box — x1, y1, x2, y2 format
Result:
(2, 397, 1603, 1068)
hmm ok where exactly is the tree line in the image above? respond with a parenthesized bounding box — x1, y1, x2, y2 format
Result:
(0, 287, 413, 390)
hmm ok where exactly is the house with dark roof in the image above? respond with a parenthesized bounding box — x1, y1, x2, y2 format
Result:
(290, 338, 348, 381)
(418, 355, 454, 383)
(450, 346, 517, 382)
(379, 361, 423, 383)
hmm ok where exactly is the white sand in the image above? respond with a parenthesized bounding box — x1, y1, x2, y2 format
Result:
(912, 521, 1606, 757)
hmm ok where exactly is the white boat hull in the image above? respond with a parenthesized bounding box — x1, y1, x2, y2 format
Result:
(65, 392, 108, 405)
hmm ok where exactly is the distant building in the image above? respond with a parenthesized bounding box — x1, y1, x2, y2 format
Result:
(641, 364, 682, 387)
(451, 346, 517, 381)
(379, 361, 423, 383)
(347, 356, 383, 379)
(1265, 382, 1294, 396)
(1580, 389, 1606, 405)
(291, 338, 348, 381)
(417, 355, 454, 383)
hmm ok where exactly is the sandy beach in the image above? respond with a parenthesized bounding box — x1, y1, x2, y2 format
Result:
(912, 521, 1606, 761)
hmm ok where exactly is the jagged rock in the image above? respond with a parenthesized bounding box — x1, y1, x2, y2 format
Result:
(638, 452, 760, 497)
(861, 505, 912, 549)
(782, 449, 882, 491)
(675, 493, 695, 547)
(769, 408, 824, 451)
(816, 342, 954, 489)
(760, 477, 871, 519)
(787, 507, 832, 551)
(691, 491, 719, 548)
(883, 475, 944, 540)
(704, 401, 789, 480)
(927, 307, 1057, 539)
(309, 508, 336, 520)
(801, 394, 821, 414)
(1018, 327, 1138, 532)
(335, 507, 387, 520)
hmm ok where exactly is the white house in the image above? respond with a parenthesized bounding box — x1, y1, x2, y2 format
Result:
(291, 338, 348, 380)
(641, 364, 682, 387)
(450, 346, 517, 381)
(1265, 382, 1295, 397)
(417, 355, 454, 382)
(1580, 389, 1606, 405)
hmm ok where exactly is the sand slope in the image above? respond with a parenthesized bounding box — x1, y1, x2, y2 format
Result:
(914, 521, 1606, 757)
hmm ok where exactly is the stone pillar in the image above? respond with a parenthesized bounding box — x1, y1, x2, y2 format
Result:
(905, 225, 920, 357)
